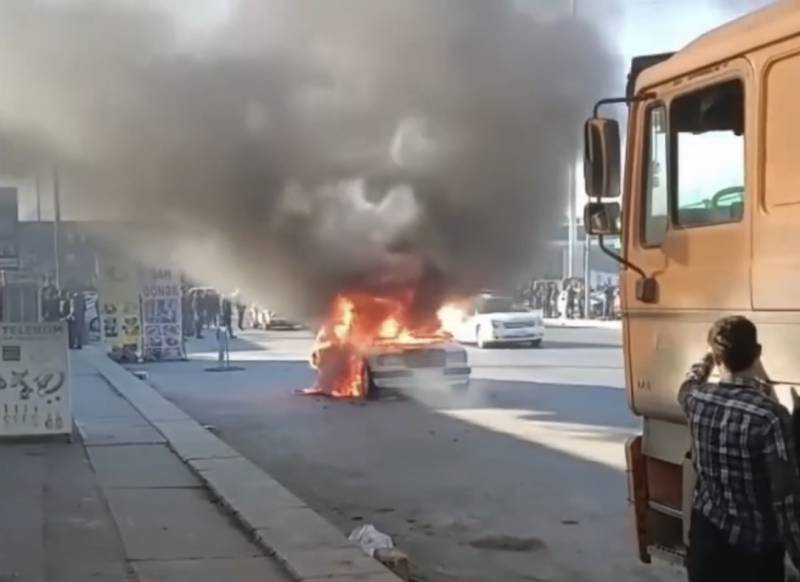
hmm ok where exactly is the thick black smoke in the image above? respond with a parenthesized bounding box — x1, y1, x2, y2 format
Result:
(0, 0, 614, 313)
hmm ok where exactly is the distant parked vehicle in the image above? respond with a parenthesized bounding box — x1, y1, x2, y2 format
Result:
(264, 310, 306, 330)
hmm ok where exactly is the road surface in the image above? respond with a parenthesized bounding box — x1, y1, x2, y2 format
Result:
(140, 327, 682, 582)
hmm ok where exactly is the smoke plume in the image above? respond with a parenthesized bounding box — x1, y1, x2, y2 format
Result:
(0, 0, 614, 313)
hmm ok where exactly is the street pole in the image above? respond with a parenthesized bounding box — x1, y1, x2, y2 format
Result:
(583, 233, 591, 318)
(566, 0, 579, 279)
(567, 159, 575, 278)
(53, 166, 62, 290)
(35, 175, 42, 222)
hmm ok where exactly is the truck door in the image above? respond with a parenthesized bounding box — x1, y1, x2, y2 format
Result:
(625, 63, 753, 421)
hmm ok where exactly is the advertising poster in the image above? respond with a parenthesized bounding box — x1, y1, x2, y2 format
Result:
(84, 291, 101, 343)
(0, 322, 71, 437)
(140, 267, 185, 361)
(98, 257, 141, 361)
(0, 187, 19, 270)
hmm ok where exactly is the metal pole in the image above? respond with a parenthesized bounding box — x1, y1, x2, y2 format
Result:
(35, 175, 42, 222)
(567, 158, 575, 278)
(583, 233, 591, 318)
(53, 166, 61, 290)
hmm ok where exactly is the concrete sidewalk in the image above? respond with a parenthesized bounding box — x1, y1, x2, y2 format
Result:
(75, 348, 401, 582)
(0, 354, 292, 582)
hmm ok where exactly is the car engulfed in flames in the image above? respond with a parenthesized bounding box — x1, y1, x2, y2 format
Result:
(307, 292, 471, 398)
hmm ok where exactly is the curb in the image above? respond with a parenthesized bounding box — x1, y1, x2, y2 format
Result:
(544, 318, 622, 330)
(79, 348, 400, 582)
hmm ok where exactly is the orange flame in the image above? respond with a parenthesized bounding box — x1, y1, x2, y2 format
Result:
(306, 292, 463, 398)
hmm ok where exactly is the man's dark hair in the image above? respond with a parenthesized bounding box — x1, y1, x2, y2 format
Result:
(707, 316, 761, 373)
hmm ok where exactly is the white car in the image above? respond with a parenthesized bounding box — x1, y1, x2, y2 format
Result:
(450, 294, 544, 348)
(362, 341, 471, 396)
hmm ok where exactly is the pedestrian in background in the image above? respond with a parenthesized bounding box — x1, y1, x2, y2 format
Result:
(222, 295, 235, 339)
(72, 291, 85, 349)
(236, 295, 246, 331)
(192, 291, 204, 339)
(679, 316, 800, 582)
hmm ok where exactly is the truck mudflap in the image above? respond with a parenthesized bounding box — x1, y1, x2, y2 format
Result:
(625, 435, 651, 563)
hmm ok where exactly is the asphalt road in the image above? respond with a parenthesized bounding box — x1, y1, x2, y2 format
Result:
(141, 327, 682, 582)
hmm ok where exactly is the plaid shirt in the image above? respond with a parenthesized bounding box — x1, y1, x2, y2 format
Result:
(679, 359, 800, 565)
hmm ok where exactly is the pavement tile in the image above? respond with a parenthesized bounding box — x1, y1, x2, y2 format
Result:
(78, 420, 165, 446)
(104, 488, 261, 561)
(321, 575, 403, 582)
(87, 444, 200, 488)
(154, 420, 240, 460)
(133, 557, 290, 582)
(254, 506, 354, 551)
(277, 547, 389, 580)
(0, 446, 44, 582)
(190, 457, 307, 522)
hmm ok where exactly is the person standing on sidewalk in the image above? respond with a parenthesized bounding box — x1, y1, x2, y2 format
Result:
(679, 315, 800, 582)
(222, 295, 235, 339)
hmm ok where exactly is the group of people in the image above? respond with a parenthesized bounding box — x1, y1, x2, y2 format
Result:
(41, 285, 86, 350)
(526, 280, 561, 318)
(522, 278, 618, 320)
(184, 288, 247, 340)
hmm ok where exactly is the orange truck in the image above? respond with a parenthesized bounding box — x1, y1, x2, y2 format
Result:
(583, 0, 800, 566)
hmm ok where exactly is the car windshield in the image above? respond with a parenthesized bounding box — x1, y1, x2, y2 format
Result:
(475, 297, 527, 314)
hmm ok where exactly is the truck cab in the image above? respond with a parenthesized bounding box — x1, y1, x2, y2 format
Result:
(584, 1, 800, 565)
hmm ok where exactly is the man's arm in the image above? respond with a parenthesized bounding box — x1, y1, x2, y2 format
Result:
(764, 410, 800, 569)
(677, 353, 715, 413)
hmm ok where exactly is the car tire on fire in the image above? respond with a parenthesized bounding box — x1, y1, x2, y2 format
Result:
(361, 363, 378, 399)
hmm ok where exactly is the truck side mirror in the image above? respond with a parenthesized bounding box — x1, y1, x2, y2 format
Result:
(584, 202, 621, 236)
(584, 117, 621, 198)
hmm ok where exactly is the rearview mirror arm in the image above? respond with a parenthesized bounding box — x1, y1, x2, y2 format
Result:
(593, 93, 655, 117)
(597, 233, 646, 280)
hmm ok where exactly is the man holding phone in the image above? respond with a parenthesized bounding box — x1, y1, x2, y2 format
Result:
(679, 315, 800, 581)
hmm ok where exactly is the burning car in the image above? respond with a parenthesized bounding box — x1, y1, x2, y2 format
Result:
(361, 341, 470, 396)
(307, 290, 471, 399)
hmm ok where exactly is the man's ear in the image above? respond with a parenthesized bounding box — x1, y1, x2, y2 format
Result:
(755, 343, 763, 361)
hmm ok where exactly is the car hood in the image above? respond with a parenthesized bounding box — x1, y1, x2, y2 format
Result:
(477, 311, 541, 322)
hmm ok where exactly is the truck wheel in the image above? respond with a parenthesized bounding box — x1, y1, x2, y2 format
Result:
(529, 339, 542, 348)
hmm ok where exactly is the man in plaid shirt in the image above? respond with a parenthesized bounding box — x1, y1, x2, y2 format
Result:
(679, 316, 800, 581)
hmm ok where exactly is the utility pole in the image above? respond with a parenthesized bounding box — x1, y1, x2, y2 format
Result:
(53, 166, 62, 290)
(35, 175, 42, 222)
(566, 0, 580, 280)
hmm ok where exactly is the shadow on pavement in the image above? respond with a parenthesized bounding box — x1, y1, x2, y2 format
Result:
(136, 356, 674, 582)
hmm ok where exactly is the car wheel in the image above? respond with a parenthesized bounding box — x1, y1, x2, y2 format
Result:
(362, 363, 378, 400)
(529, 339, 543, 348)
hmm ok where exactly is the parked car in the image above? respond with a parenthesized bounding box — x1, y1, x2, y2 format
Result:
(264, 310, 306, 330)
(362, 340, 471, 396)
(446, 293, 545, 348)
